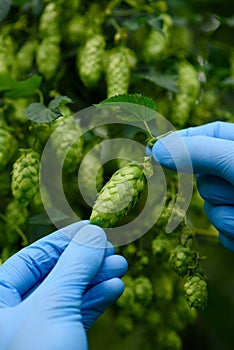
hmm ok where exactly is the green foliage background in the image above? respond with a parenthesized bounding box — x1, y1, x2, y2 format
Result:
(0, 0, 234, 349)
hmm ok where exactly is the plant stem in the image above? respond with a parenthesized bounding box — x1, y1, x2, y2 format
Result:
(193, 227, 219, 240)
(36, 89, 44, 104)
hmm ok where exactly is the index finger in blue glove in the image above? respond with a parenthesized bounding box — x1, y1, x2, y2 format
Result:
(31, 225, 108, 310)
(152, 134, 234, 184)
(179, 121, 234, 140)
(0, 221, 89, 306)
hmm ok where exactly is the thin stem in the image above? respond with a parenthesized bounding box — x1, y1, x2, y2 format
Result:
(193, 227, 219, 239)
(36, 89, 44, 104)
(143, 120, 153, 139)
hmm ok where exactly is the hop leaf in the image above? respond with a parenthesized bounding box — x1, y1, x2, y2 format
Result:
(90, 162, 147, 228)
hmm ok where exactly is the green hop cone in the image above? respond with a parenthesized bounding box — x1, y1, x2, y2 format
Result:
(52, 116, 83, 173)
(11, 150, 40, 207)
(171, 60, 200, 127)
(133, 276, 153, 305)
(0, 34, 15, 75)
(12, 39, 38, 78)
(5, 200, 28, 241)
(142, 14, 172, 63)
(157, 329, 182, 350)
(5, 98, 29, 124)
(169, 245, 197, 277)
(0, 128, 17, 170)
(115, 314, 134, 336)
(36, 37, 61, 81)
(90, 162, 147, 228)
(77, 34, 105, 88)
(151, 234, 172, 261)
(105, 49, 131, 98)
(78, 152, 104, 204)
(39, 3, 61, 38)
(184, 275, 208, 310)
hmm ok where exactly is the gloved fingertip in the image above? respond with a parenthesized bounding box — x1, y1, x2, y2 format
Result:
(73, 224, 107, 249)
(219, 232, 234, 253)
(152, 139, 176, 169)
(105, 241, 115, 256)
(146, 145, 152, 157)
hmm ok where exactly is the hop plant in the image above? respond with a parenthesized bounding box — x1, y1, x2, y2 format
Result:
(36, 37, 61, 81)
(115, 314, 134, 336)
(184, 275, 208, 310)
(142, 14, 173, 63)
(39, 3, 61, 38)
(13, 39, 38, 77)
(78, 34, 106, 88)
(78, 152, 104, 204)
(151, 234, 172, 261)
(0, 33, 15, 75)
(66, 15, 86, 45)
(90, 162, 147, 228)
(169, 245, 197, 277)
(11, 150, 40, 207)
(105, 49, 131, 98)
(5, 200, 28, 241)
(133, 276, 153, 305)
(0, 128, 17, 170)
(51, 116, 83, 173)
(5, 98, 29, 124)
(157, 328, 182, 350)
(171, 60, 200, 127)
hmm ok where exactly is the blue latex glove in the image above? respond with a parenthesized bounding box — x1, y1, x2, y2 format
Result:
(0, 221, 128, 350)
(152, 121, 234, 252)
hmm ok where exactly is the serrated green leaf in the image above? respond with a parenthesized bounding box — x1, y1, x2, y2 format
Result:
(48, 95, 73, 111)
(137, 71, 179, 93)
(25, 103, 60, 124)
(96, 93, 156, 122)
(0, 0, 12, 22)
(0, 74, 42, 99)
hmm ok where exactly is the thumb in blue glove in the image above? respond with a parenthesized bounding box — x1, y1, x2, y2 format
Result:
(0, 221, 128, 350)
(151, 121, 234, 252)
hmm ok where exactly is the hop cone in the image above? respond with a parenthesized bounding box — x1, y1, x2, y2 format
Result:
(78, 34, 105, 88)
(78, 153, 104, 204)
(39, 3, 61, 38)
(11, 150, 40, 206)
(0, 128, 17, 170)
(90, 162, 146, 228)
(5, 200, 28, 243)
(133, 276, 153, 305)
(105, 49, 131, 98)
(36, 37, 61, 80)
(0, 34, 15, 75)
(184, 275, 208, 310)
(52, 116, 83, 173)
(169, 245, 197, 277)
(171, 61, 200, 127)
(14, 39, 38, 76)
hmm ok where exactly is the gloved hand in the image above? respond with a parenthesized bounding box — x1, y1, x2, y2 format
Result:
(151, 121, 234, 252)
(0, 221, 128, 350)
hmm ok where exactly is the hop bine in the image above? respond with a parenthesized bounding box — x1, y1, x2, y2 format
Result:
(90, 162, 147, 228)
